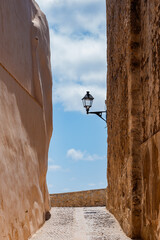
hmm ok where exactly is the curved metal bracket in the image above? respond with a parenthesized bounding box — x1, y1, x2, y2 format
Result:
(87, 110, 107, 122)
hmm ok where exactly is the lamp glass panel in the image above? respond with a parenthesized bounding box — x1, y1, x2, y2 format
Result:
(85, 99, 91, 107)
(90, 99, 93, 107)
(82, 99, 86, 107)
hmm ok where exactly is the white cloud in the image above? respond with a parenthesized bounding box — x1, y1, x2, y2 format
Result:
(51, 30, 106, 77)
(67, 148, 105, 161)
(36, 0, 107, 112)
(53, 83, 106, 112)
(67, 149, 83, 161)
(48, 162, 70, 172)
(48, 164, 61, 171)
(37, 0, 106, 36)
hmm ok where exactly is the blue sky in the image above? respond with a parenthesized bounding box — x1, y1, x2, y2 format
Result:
(36, 0, 107, 193)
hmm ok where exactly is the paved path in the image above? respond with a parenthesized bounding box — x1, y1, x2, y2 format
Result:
(30, 207, 131, 240)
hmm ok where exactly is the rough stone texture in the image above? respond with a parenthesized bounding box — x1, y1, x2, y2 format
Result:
(106, 1, 131, 234)
(50, 189, 106, 207)
(107, 0, 160, 239)
(140, 2, 160, 239)
(30, 207, 131, 240)
(141, 1, 160, 142)
(141, 132, 160, 240)
(106, 0, 141, 237)
(0, 0, 52, 239)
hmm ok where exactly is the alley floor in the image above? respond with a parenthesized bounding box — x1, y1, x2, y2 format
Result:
(30, 207, 131, 240)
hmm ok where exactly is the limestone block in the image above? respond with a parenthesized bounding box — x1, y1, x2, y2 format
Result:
(0, 0, 52, 239)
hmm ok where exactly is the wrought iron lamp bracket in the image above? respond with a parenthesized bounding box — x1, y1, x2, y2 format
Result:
(87, 110, 107, 122)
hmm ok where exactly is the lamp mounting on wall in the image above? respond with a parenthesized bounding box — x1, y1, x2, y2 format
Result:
(82, 91, 107, 122)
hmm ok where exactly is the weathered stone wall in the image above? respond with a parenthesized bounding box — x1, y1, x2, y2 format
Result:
(141, 1, 160, 239)
(107, 0, 160, 239)
(106, 0, 142, 237)
(0, 0, 52, 239)
(106, 0, 131, 235)
(141, 132, 160, 240)
(50, 189, 106, 207)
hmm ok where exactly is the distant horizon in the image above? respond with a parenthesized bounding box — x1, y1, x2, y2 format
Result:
(50, 187, 106, 195)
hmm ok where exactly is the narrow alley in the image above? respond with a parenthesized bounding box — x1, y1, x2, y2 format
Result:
(30, 207, 131, 240)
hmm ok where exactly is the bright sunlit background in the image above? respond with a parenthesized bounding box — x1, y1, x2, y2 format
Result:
(36, 0, 107, 193)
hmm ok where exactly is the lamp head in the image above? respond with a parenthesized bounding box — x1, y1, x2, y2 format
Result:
(82, 91, 94, 113)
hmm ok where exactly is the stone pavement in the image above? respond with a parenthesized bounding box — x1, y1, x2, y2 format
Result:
(30, 207, 131, 240)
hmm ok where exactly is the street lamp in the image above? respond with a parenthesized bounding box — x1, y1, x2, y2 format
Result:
(82, 91, 107, 122)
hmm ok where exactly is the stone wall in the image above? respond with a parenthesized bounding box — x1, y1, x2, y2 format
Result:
(141, 132, 160, 240)
(140, 2, 160, 239)
(106, 0, 132, 236)
(50, 189, 106, 207)
(106, 0, 160, 239)
(0, 1, 52, 239)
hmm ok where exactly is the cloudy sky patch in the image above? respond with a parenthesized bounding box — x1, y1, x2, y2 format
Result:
(37, 0, 106, 112)
(67, 148, 106, 161)
(36, 0, 107, 193)
(48, 164, 62, 171)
